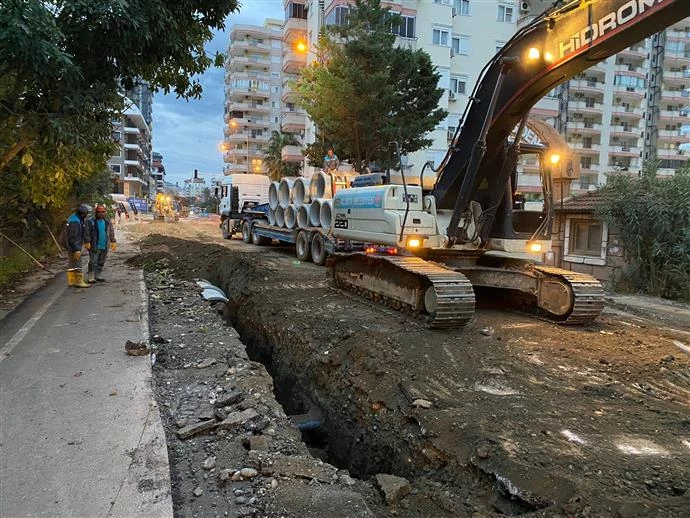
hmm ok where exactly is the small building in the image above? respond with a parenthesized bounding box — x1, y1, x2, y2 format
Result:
(550, 190, 626, 283)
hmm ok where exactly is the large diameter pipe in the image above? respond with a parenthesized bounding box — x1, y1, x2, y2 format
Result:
(285, 204, 298, 229)
(278, 178, 296, 209)
(268, 182, 280, 210)
(292, 177, 310, 207)
(267, 207, 276, 226)
(320, 199, 334, 229)
(309, 172, 332, 200)
(297, 204, 311, 229)
(275, 205, 285, 227)
(308, 199, 322, 227)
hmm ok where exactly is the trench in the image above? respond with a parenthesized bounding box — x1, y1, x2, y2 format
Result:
(208, 263, 548, 517)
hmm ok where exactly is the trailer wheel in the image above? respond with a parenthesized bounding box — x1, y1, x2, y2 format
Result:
(251, 225, 271, 246)
(221, 219, 232, 240)
(241, 221, 252, 243)
(311, 232, 328, 265)
(296, 231, 311, 262)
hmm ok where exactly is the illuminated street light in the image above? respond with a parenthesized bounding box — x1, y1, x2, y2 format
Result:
(549, 153, 561, 165)
(528, 47, 540, 60)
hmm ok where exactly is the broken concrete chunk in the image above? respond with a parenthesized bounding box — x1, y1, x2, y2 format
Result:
(198, 409, 215, 421)
(214, 408, 228, 421)
(125, 340, 150, 356)
(262, 454, 337, 482)
(249, 435, 269, 451)
(176, 419, 219, 439)
(218, 408, 260, 430)
(175, 418, 188, 429)
(375, 474, 411, 505)
(240, 467, 258, 478)
(412, 398, 433, 409)
(203, 456, 216, 470)
(214, 389, 245, 408)
(193, 486, 203, 497)
(196, 358, 216, 369)
(219, 469, 233, 482)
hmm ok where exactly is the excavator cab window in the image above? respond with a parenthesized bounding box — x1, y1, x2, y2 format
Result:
(511, 151, 546, 234)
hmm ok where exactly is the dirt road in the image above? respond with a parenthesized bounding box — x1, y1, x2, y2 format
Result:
(129, 219, 690, 517)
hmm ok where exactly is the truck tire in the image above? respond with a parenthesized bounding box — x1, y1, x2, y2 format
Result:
(242, 221, 252, 243)
(311, 232, 327, 265)
(222, 219, 232, 240)
(251, 225, 271, 246)
(296, 231, 311, 262)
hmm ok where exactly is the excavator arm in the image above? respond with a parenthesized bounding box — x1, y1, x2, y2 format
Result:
(432, 0, 690, 241)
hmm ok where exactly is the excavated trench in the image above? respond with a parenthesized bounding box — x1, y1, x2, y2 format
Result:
(210, 262, 545, 516)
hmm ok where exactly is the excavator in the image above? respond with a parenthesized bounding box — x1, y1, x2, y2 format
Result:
(329, 0, 690, 328)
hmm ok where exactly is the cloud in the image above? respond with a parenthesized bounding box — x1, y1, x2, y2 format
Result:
(153, 2, 283, 184)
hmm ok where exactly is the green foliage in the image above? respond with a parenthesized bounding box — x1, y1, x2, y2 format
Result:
(264, 131, 302, 181)
(293, 0, 446, 170)
(0, 0, 239, 247)
(597, 164, 690, 301)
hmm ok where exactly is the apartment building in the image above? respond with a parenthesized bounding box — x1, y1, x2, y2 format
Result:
(151, 152, 165, 193)
(223, 19, 284, 175)
(108, 102, 152, 198)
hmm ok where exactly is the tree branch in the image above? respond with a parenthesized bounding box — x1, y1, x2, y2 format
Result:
(0, 141, 28, 171)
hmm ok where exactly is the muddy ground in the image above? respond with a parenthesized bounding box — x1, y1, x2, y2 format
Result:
(129, 220, 690, 517)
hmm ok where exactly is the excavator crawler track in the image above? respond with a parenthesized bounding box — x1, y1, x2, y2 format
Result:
(533, 266, 605, 325)
(329, 254, 475, 329)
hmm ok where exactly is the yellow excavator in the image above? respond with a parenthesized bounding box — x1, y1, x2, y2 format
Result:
(328, 0, 690, 328)
(153, 193, 179, 222)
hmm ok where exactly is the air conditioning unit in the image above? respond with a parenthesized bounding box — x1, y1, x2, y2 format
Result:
(520, 1, 530, 13)
(450, 48, 455, 58)
(449, 91, 457, 101)
(452, 7, 457, 17)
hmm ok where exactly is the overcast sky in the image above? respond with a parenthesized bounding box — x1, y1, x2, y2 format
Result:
(153, 1, 283, 185)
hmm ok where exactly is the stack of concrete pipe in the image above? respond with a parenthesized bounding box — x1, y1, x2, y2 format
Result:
(267, 173, 336, 229)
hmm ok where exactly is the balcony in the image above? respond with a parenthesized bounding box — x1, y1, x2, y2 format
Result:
(658, 109, 689, 123)
(124, 143, 141, 152)
(223, 163, 249, 173)
(618, 47, 647, 59)
(609, 125, 640, 138)
(227, 132, 270, 144)
(227, 86, 271, 100)
(396, 37, 418, 51)
(612, 85, 645, 100)
(124, 126, 140, 135)
(610, 104, 644, 117)
(282, 49, 306, 74)
(229, 40, 271, 54)
(569, 79, 604, 93)
(663, 69, 690, 81)
(227, 116, 270, 129)
(281, 83, 297, 103)
(663, 48, 690, 66)
(609, 145, 640, 156)
(614, 63, 645, 76)
(283, 17, 307, 42)
(567, 121, 602, 134)
(656, 129, 690, 143)
(228, 55, 271, 69)
(568, 100, 604, 113)
(661, 89, 689, 103)
(657, 148, 689, 160)
(666, 28, 690, 40)
(227, 101, 271, 113)
(281, 111, 306, 132)
(568, 142, 600, 154)
(281, 145, 303, 163)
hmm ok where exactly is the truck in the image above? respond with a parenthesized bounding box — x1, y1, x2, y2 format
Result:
(218, 174, 271, 239)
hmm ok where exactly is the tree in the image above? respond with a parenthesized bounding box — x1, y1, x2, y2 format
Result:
(0, 0, 239, 237)
(293, 0, 447, 170)
(264, 131, 302, 181)
(597, 163, 690, 301)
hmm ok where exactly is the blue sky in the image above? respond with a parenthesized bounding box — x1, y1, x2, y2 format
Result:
(153, 1, 283, 185)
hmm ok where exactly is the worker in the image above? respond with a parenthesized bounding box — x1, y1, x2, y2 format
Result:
(65, 204, 92, 288)
(323, 147, 339, 172)
(85, 204, 117, 283)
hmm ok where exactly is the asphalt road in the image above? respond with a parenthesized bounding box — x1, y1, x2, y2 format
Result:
(0, 234, 172, 518)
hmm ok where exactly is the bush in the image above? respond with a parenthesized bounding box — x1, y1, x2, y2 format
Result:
(597, 164, 690, 301)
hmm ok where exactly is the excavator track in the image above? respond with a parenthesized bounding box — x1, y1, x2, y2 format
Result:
(532, 266, 605, 325)
(329, 254, 475, 329)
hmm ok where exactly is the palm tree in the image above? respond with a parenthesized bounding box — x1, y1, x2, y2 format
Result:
(264, 131, 302, 181)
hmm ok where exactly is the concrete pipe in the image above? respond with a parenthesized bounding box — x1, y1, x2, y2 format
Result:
(308, 199, 322, 227)
(268, 181, 280, 210)
(320, 199, 334, 229)
(297, 203, 311, 229)
(285, 204, 298, 229)
(278, 178, 296, 209)
(292, 177, 310, 207)
(309, 172, 332, 199)
(267, 207, 276, 226)
(275, 205, 286, 227)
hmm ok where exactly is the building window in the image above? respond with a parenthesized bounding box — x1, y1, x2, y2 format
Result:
(451, 35, 470, 55)
(325, 6, 350, 26)
(497, 4, 514, 23)
(570, 221, 603, 256)
(112, 131, 121, 141)
(110, 164, 121, 174)
(432, 28, 450, 47)
(450, 75, 468, 94)
(112, 147, 122, 158)
(495, 41, 506, 53)
(285, 2, 307, 19)
(455, 0, 470, 15)
(393, 15, 415, 39)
